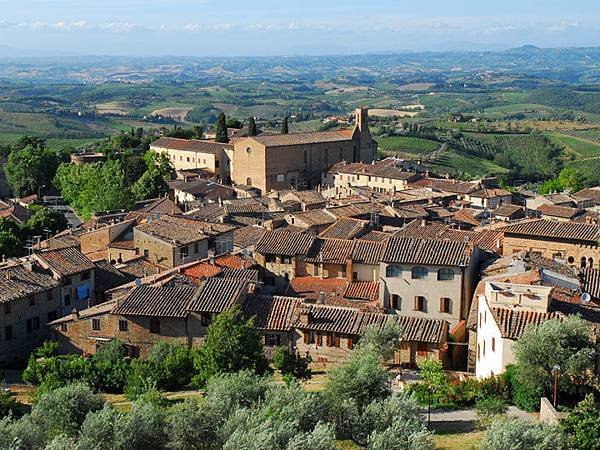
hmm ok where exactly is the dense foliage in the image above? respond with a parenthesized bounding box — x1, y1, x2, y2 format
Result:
(560, 394, 600, 449)
(481, 417, 564, 450)
(272, 347, 312, 382)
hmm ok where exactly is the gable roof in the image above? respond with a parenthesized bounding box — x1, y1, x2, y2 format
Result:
(187, 277, 248, 313)
(254, 230, 315, 256)
(243, 295, 301, 331)
(151, 137, 233, 153)
(305, 238, 355, 264)
(490, 306, 562, 340)
(233, 225, 267, 249)
(35, 247, 95, 277)
(0, 262, 59, 303)
(382, 236, 472, 266)
(537, 203, 582, 220)
(500, 219, 600, 243)
(113, 284, 197, 318)
(319, 218, 369, 240)
(244, 129, 354, 147)
(352, 240, 385, 264)
(135, 215, 235, 246)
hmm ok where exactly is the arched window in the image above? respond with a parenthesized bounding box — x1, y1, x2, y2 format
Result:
(411, 266, 428, 279)
(149, 318, 161, 334)
(581, 257, 587, 269)
(386, 265, 402, 277)
(568, 256, 575, 264)
(437, 268, 455, 281)
(246, 178, 252, 186)
(589, 258, 594, 269)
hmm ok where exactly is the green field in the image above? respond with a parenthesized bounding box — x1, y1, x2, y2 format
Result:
(378, 136, 440, 156)
(429, 152, 509, 179)
(568, 156, 600, 184)
(547, 133, 600, 158)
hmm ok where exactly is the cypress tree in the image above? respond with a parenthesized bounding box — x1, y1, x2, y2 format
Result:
(281, 116, 289, 134)
(215, 113, 228, 143)
(248, 116, 258, 136)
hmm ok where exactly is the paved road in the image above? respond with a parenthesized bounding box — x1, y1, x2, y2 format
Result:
(426, 406, 536, 432)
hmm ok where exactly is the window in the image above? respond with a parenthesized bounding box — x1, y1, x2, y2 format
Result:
(348, 337, 354, 349)
(47, 311, 57, 323)
(3, 302, 10, 315)
(414, 296, 426, 312)
(180, 246, 189, 258)
(149, 318, 161, 334)
(246, 147, 252, 154)
(187, 157, 190, 162)
(143, 249, 149, 257)
(386, 265, 402, 277)
(265, 333, 281, 346)
(200, 313, 212, 327)
(581, 257, 587, 269)
(491, 337, 496, 352)
(417, 343, 428, 356)
(483, 340, 486, 356)
(64, 294, 71, 306)
(92, 318, 101, 331)
(352, 272, 358, 281)
(265, 255, 276, 263)
(333, 334, 341, 348)
(29, 296, 35, 306)
(5, 325, 13, 340)
(390, 294, 401, 309)
(282, 256, 291, 264)
(60, 324, 68, 332)
(26, 317, 40, 333)
(277, 174, 285, 182)
(118, 320, 128, 332)
(215, 160, 220, 168)
(411, 266, 428, 279)
(589, 258, 594, 269)
(477, 343, 480, 360)
(81, 271, 91, 280)
(437, 268, 455, 281)
(439, 297, 451, 314)
(304, 330, 315, 344)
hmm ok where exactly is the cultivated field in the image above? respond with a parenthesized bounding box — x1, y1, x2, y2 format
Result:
(150, 106, 194, 120)
(378, 136, 440, 155)
(369, 109, 419, 117)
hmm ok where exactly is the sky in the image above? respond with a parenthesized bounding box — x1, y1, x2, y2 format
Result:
(0, 0, 599, 56)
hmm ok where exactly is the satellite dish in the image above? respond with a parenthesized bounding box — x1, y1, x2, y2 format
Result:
(134, 278, 142, 288)
(581, 292, 591, 304)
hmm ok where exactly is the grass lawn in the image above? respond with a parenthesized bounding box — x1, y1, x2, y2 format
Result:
(547, 133, 600, 158)
(434, 431, 484, 450)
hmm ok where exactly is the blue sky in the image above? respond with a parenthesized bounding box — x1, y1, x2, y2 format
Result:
(0, 0, 599, 56)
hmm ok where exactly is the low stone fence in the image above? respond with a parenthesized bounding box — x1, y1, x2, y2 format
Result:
(539, 397, 567, 425)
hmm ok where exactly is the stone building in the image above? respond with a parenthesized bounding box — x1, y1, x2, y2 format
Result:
(0, 260, 61, 364)
(293, 303, 448, 365)
(231, 108, 376, 193)
(500, 219, 600, 269)
(133, 215, 236, 268)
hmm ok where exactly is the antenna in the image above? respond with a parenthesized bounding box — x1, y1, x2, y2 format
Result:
(581, 292, 591, 304)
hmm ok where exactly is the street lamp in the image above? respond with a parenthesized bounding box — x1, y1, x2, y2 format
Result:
(552, 365, 561, 408)
(37, 184, 46, 200)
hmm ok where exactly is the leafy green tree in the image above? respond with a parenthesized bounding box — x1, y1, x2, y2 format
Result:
(203, 370, 270, 418)
(358, 322, 403, 360)
(0, 230, 22, 258)
(281, 116, 289, 134)
(272, 347, 312, 381)
(286, 423, 336, 450)
(560, 394, 600, 450)
(514, 316, 597, 399)
(482, 417, 564, 450)
(123, 155, 148, 186)
(76, 404, 120, 449)
(248, 116, 258, 136)
(131, 151, 174, 201)
(4, 143, 62, 197)
(215, 113, 228, 143)
(23, 207, 68, 237)
(54, 160, 134, 219)
(191, 307, 269, 387)
(114, 401, 168, 450)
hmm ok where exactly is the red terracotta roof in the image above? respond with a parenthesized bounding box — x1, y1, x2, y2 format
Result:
(344, 281, 379, 301)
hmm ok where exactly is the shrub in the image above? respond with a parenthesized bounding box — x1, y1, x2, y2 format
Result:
(35, 341, 60, 358)
(482, 417, 564, 450)
(30, 383, 104, 439)
(560, 394, 600, 450)
(476, 397, 508, 429)
(0, 390, 18, 419)
(272, 347, 312, 381)
(503, 364, 542, 412)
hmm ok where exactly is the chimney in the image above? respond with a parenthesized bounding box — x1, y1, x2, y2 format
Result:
(318, 292, 325, 304)
(299, 308, 313, 325)
(421, 219, 426, 227)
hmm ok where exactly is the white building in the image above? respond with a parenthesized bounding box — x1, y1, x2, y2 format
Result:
(475, 282, 561, 379)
